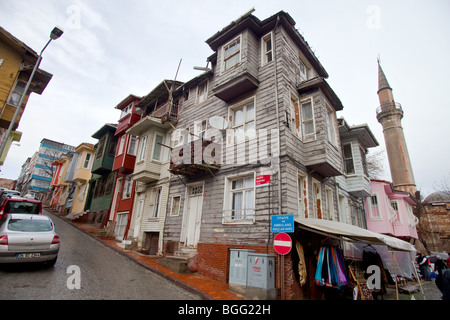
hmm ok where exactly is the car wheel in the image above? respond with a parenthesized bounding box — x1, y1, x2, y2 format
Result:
(44, 257, 57, 268)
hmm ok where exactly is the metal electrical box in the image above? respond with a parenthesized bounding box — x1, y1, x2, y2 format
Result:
(229, 249, 254, 286)
(247, 253, 275, 289)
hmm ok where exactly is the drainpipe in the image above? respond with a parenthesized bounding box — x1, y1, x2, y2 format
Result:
(273, 16, 282, 216)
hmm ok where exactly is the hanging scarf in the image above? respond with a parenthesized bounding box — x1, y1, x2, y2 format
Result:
(314, 247, 325, 286)
(296, 242, 307, 286)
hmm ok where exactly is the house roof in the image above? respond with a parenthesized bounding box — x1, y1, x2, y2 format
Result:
(114, 94, 142, 110)
(297, 77, 343, 111)
(205, 10, 328, 78)
(0, 26, 53, 95)
(91, 123, 117, 139)
(338, 118, 379, 148)
(137, 80, 184, 110)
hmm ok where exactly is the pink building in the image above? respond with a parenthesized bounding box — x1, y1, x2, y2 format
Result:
(365, 179, 418, 242)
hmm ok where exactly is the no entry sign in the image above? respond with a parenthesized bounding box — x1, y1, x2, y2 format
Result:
(273, 232, 292, 255)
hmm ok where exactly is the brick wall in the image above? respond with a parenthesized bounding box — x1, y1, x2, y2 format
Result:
(418, 203, 450, 253)
(197, 242, 306, 300)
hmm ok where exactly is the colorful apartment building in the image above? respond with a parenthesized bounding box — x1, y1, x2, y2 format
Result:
(109, 94, 142, 241)
(0, 27, 52, 165)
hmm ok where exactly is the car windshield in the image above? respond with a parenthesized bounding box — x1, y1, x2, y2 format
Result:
(7, 219, 53, 232)
(4, 201, 40, 214)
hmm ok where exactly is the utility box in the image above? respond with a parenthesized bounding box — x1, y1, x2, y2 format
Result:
(247, 253, 275, 289)
(229, 249, 254, 286)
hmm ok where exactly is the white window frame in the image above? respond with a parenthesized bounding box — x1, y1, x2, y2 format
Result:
(128, 136, 137, 156)
(261, 32, 273, 66)
(83, 153, 92, 169)
(368, 193, 382, 220)
(228, 97, 256, 145)
(170, 195, 181, 217)
(343, 143, 355, 175)
(194, 120, 208, 141)
(117, 135, 126, 156)
(223, 172, 255, 224)
(390, 200, 401, 224)
(299, 58, 307, 83)
(222, 35, 241, 72)
(300, 97, 316, 141)
(8, 79, 27, 106)
(325, 101, 338, 146)
(151, 132, 165, 162)
(290, 93, 302, 140)
(122, 175, 133, 199)
(325, 186, 334, 221)
(149, 187, 162, 219)
(312, 179, 322, 219)
(297, 171, 308, 219)
(196, 80, 208, 105)
(137, 134, 148, 162)
(115, 212, 129, 239)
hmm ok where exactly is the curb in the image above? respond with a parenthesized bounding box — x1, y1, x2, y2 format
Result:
(47, 209, 214, 300)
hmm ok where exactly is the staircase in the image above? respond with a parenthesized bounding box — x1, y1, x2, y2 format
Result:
(158, 247, 198, 273)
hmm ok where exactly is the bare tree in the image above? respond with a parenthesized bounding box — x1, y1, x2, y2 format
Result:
(367, 147, 386, 179)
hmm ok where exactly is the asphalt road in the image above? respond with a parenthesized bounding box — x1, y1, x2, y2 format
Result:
(0, 210, 201, 300)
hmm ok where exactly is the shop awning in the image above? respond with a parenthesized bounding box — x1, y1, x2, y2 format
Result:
(295, 218, 416, 252)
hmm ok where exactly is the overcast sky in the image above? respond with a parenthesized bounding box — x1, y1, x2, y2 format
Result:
(1, 0, 449, 197)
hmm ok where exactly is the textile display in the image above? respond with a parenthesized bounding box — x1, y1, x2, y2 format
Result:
(314, 246, 349, 289)
(296, 242, 307, 286)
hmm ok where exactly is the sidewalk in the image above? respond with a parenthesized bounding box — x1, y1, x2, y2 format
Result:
(51, 211, 243, 300)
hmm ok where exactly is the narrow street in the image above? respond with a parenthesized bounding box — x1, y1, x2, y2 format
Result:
(0, 209, 201, 300)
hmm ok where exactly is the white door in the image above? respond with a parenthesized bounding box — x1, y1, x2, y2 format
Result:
(184, 184, 203, 247)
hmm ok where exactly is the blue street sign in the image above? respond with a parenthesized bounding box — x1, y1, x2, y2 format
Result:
(271, 214, 294, 233)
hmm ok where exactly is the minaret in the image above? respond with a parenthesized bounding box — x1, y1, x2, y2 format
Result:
(376, 59, 417, 195)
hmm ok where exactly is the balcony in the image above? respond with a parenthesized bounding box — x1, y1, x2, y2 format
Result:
(112, 152, 136, 174)
(133, 162, 162, 183)
(170, 140, 221, 176)
(304, 141, 343, 177)
(376, 102, 403, 122)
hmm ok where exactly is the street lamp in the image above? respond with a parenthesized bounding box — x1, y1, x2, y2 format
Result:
(0, 27, 64, 165)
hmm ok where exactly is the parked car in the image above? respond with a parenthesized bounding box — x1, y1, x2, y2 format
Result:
(0, 196, 42, 220)
(0, 190, 21, 198)
(0, 214, 59, 266)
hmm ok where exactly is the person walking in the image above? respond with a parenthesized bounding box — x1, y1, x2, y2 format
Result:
(417, 253, 431, 281)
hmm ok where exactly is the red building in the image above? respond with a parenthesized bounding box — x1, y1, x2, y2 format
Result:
(109, 94, 142, 241)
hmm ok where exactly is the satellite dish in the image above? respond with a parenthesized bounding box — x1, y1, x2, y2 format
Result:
(209, 116, 228, 130)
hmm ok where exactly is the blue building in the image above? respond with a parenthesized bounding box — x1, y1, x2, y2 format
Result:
(17, 138, 75, 202)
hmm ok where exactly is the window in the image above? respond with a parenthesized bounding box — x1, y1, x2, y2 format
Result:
(301, 98, 315, 140)
(120, 102, 133, 120)
(325, 187, 334, 220)
(369, 194, 381, 220)
(262, 33, 273, 65)
(115, 213, 128, 239)
(117, 135, 126, 155)
(137, 135, 148, 162)
(0, 59, 3, 67)
(360, 147, 369, 176)
(122, 175, 133, 199)
(299, 59, 307, 82)
(229, 99, 255, 144)
(83, 153, 92, 169)
(390, 200, 401, 224)
(312, 179, 322, 219)
(197, 81, 208, 104)
(149, 188, 162, 219)
(194, 120, 208, 140)
(170, 196, 181, 216)
(343, 143, 355, 175)
(128, 136, 137, 156)
(96, 136, 106, 159)
(223, 36, 241, 71)
(297, 173, 308, 218)
(8, 80, 26, 106)
(152, 133, 164, 161)
(224, 174, 255, 223)
(290, 95, 301, 139)
(326, 102, 338, 146)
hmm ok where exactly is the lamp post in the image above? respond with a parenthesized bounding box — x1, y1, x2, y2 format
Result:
(0, 27, 64, 165)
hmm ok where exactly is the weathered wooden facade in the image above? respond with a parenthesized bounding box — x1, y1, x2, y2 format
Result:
(161, 11, 366, 298)
(126, 80, 183, 255)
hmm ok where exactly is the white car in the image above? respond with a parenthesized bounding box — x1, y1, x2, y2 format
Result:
(0, 214, 60, 266)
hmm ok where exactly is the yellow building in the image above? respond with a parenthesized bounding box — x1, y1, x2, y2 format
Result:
(0, 27, 52, 164)
(71, 143, 95, 216)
